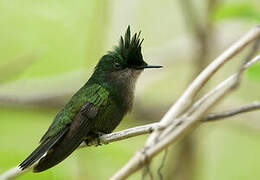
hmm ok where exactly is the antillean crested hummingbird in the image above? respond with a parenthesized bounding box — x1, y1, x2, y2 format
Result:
(19, 26, 162, 172)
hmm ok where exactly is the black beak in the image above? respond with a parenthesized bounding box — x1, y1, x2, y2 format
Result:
(136, 65, 163, 69)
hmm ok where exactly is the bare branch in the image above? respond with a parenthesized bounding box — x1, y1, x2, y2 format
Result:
(0, 27, 259, 180)
(204, 102, 260, 122)
(78, 123, 158, 147)
(111, 25, 260, 179)
(145, 26, 260, 146)
(1, 100, 260, 180)
(82, 100, 260, 147)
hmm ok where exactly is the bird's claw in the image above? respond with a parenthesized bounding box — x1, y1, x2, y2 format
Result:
(95, 132, 105, 146)
(84, 132, 105, 146)
(84, 139, 91, 146)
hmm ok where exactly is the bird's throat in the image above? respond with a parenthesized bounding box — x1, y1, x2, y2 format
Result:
(108, 69, 143, 113)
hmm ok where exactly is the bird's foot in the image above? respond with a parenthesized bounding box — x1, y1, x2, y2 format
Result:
(95, 131, 106, 146)
(84, 139, 91, 146)
(84, 131, 106, 146)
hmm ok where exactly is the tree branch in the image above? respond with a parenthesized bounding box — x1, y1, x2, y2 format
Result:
(145, 26, 260, 146)
(204, 102, 260, 122)
(110, 26, 260, 180)
(1, 101, 260, 180)
(0, 26, 259, 180)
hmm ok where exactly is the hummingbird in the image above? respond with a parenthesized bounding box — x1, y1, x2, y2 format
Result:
(19, 26, 162, 172)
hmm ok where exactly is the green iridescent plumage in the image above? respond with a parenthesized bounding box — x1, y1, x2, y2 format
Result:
(19, 26, 162, 173)
(40, 84, 109, 142)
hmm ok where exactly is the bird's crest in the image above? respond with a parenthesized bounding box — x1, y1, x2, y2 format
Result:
(113, 26, 145, 66)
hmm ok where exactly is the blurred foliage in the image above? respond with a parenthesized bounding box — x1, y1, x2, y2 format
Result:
(213, 2, 260, 81)
(248, 63, 260, 81)
(196, 122, 260, 180)
(0, 52, 39, 84)
(213, 2, 260, 22)
(0, 0, 260, 180)
(0, 0, 108, 78)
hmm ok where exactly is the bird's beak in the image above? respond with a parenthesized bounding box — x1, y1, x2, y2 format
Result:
(136, 65, 163, 69)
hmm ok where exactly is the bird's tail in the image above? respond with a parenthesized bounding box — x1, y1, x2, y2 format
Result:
(19, 126, 69, 170)
(33, 116, 93, 172)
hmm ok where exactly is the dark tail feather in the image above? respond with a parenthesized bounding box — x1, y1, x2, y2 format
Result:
(33, 115, 93, 172)
(19, 126, 69, 170)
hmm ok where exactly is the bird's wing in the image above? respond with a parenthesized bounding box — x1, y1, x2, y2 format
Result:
(19, 84, 109, 170)
(40, 83, 109, 142)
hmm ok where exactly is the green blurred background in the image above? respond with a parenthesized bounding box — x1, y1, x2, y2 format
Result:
(0, 0, 260, 179)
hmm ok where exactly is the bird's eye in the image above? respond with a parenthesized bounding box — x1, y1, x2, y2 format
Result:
(114, 62, 121, 69)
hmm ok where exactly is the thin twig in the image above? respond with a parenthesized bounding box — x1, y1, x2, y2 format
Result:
(79, 123, 158, 147)
(204, 102, 260, 122)
(1, 26, 259, 180)
(1, 101, 260, 180)
(157, 148, 168, 180)
(146, 26, 260, 146)
(82, 100, 260, 147)
(110, 26, 260, 179)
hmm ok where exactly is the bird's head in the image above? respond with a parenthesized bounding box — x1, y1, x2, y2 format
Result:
(93, 26, 162, 85)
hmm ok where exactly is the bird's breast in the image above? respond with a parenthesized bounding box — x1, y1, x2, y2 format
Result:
(92, 97, 125, 133)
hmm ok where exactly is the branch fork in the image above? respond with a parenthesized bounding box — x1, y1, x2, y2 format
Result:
(0, 26, 260, 180)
